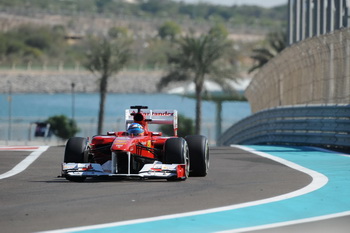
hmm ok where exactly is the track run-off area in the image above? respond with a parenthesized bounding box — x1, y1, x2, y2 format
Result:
(0, 145, 350, 232)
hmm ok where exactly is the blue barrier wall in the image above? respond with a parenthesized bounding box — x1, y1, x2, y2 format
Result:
(219, 104, 350, 148)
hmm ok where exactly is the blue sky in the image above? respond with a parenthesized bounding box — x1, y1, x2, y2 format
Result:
(176, 0, 287, 8)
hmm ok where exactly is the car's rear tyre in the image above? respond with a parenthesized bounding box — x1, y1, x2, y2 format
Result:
(164, 138, 189, 181)
(185, 135, 209, 177)
(64, 137, 88, 182)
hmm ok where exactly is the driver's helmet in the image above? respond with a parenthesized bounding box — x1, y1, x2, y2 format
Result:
(127, 123, 144, 136)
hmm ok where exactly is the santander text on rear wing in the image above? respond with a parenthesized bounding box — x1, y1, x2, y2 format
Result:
(125, 109, 178, 136)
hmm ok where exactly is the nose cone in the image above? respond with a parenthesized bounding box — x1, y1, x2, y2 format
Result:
(111, 137, 141, 154)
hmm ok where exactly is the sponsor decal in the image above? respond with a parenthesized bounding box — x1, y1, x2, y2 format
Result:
(150, 168, 162, 172)
(115, 139, 127, 143)
(147, 140, 152, 147)
(152, 111, 174, 116)
(128, 110, 174, 117)
(113, 139, 128, 148)
(81, 164, 93, 171)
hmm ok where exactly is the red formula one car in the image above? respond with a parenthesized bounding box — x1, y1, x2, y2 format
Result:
(61, 106, 209, 182)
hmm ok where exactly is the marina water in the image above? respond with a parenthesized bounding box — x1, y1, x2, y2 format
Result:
(0, 93, 251, 144)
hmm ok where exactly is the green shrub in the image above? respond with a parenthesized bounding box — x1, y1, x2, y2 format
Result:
(159, 114, 194, 137)
(45, 115, 79, 140)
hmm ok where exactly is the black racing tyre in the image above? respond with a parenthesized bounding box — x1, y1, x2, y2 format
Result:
(164, 138, 189, 180)
(64, 137, 87, 163)
(185, 135, 209, 177)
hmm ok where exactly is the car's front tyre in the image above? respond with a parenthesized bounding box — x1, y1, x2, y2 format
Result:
(163, 138, 189, 181)
(64, 137, 87, 163)
(64, 137, 88, 182)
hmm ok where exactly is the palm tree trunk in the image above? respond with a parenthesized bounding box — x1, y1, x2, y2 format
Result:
(215, 101, 222, 145)
(97, 74, 108, 134)
(195, 83, 203, 135)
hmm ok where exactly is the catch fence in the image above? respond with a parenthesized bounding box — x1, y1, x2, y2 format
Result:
(246, 27, 350, 113)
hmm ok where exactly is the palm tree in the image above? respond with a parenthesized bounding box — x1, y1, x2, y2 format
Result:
(84, 36, 131, 134)
(249, 30, 286, 73)
(158, 32, 238, 134)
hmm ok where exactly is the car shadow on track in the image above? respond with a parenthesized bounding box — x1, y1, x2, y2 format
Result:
(33, 177, 171, 183)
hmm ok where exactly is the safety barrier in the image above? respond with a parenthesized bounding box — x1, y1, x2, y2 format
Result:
(218, 104, 350, 149)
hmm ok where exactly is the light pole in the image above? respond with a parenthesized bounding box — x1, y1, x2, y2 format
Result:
(7, 81, 12, 143)
(71, 82, 75, 121)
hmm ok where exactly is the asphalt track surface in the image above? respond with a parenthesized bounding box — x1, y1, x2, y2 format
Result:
(0, 146, 347, 233)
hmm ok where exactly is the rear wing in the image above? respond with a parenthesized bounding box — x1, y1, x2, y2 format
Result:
(125, 109, 178, 136)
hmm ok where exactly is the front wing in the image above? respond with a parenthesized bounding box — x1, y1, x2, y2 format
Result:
(61, 161, 187, 180)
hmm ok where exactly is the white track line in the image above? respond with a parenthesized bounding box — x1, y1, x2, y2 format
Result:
(0, 146, 49, 179)
(217, 145, 336, 233)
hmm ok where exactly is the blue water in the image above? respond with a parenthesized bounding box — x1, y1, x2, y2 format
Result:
(0, 93, 251, 141)
(0, 93, 251, 124)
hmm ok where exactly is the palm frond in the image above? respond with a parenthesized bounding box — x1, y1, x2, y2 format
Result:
(251, 48, 274, 59)
(249, 30, 287, 72)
